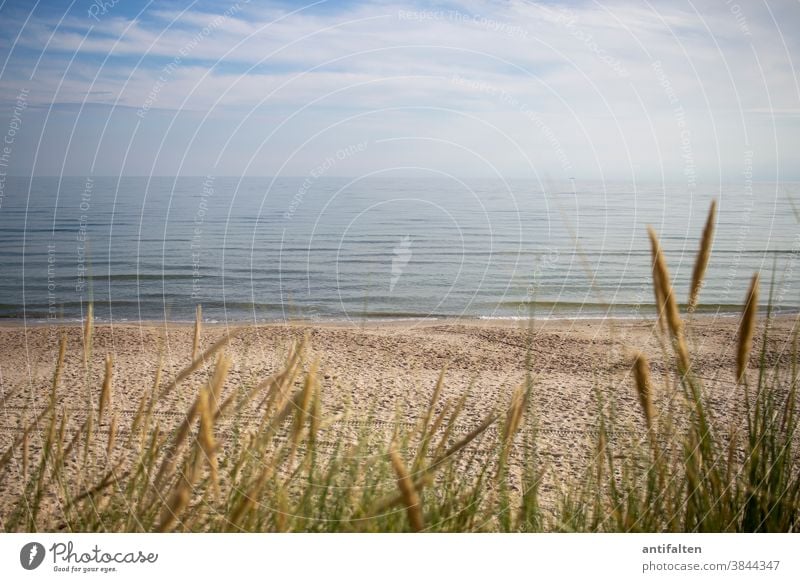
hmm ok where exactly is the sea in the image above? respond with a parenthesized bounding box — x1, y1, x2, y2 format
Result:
(0, 176, 797, 323)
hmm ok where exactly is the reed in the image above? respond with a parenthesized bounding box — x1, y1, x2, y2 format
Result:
(98, 354, 113, 426)
(688, 200, 717, 312)
(632, 352, 655, 432)
(648, 226, 690, 374)
(389, 444, 424, 532)
(737, 273, 760, 384)
(83, 303, 93, 369)
(192, 304, 202, 361)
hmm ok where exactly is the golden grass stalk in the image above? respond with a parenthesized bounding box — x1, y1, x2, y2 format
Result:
(107, 413, 117, 458)
(648, 226, 690, 373)
(389, 444, 424, 532)
(153, 353, 230, 492)
(503, 384, 527, 443)
(432, 391, 469, 459)
(206, 353, 231, 416)
(22, 425, 29, 481)
(158, 329, 239, 400)
(227, 461, 276, 531)
(370, 411, 497, 516)
(53, 333, 67, 393)
(652, 263, 667, 334)
(157, 453, 202, 532)
(152, 404, 198, 490)
(291, 358, 318, 447)
(413, 367, 447, 471)
(197, 385, 219, 494)
(688, 200, 717, 311)
(632, 352, 655, 432)
(498, 384, 528, 480)
(98, 354, 113, 426)
(192, 304, 202, 361)
(83, 303, 93, 369)
(736, 273, 760, 383)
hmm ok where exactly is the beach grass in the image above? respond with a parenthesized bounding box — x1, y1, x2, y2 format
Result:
(1, 202, 798, 532)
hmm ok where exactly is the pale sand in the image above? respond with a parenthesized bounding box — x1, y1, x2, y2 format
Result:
(0, 315, 797, 518)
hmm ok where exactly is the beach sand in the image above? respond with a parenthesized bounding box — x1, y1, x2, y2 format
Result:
(1, 315, 797, 520)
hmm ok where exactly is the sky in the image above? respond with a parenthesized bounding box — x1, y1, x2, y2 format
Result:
(0, 0, 798, 180)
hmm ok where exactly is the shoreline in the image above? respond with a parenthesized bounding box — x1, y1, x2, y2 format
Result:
(0, 310, 789, 330)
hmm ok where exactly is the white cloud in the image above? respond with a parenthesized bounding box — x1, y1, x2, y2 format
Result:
(0, 0, 797, 178)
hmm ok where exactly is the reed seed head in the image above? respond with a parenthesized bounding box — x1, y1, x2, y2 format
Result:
(83, 303, 94, 369)
(736, 273, 760, 383)
(192, 304, 202, 361)
(99, 354, 113, 425)
(632, 352, 655, 432)
(688, 200, 717, 311)
(648, 227, 690, 372)
(389, 443, 424, 532)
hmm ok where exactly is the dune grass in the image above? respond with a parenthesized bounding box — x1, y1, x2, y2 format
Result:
(0, 201, 798, 532)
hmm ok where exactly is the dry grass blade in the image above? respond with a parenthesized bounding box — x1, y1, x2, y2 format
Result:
(688, 200, 717, 311)
(107, 413, 118, 458)
(64, 462, 127, 512)
(370, 411, 497, 516)
(153, 353, 230, 493)
(413, 367, 447, 471)
(292, 358, 318, 447)
(157, 453, 202, 532)
(197, 385, 219, 494)
(389, 444, 424, 532)
(648, 226, 690, 373)
(53, 333, 67, 393)
(158, 329, 240, 400)
(22, 425, 29, 481)
(206, 353, 231, 416)
(98, 354, 113, 426)
(737, 273, 760, 383)
(503, 384, 527, 443)
(632, 352, 655, 431)
(498, 384, 528, 478)
(192, 304, 202, 361)
(152, 403, 198, 490)
(83, 303, 93, 369)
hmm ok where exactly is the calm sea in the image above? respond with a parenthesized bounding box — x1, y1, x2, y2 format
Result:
(0, 176, 797, 323)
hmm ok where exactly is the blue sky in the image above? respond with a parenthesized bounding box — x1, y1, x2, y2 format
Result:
(0, 0, 798, 180)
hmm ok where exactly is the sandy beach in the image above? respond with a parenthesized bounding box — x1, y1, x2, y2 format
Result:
(1, 314, 796, 517)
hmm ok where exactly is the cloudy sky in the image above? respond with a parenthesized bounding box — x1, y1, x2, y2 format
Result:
(0, 0, 798, 180)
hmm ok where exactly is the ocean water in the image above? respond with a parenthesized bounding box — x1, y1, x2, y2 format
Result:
(0, 176, 798, 323)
